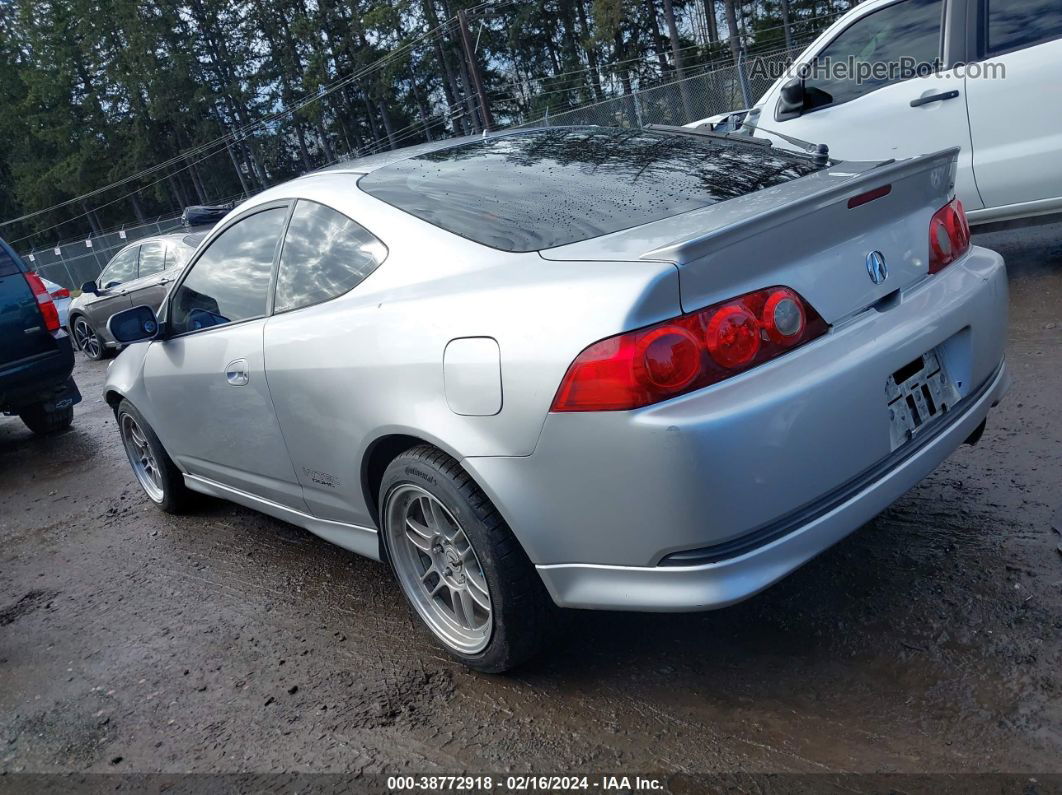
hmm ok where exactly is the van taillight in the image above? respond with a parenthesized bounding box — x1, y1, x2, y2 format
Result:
(551, 287, 827, 412)
(928, 198, 970, 274)
(24, 272, 61, 332)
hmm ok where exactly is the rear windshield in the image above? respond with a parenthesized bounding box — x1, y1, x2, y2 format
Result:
(358, 127, 821, 252)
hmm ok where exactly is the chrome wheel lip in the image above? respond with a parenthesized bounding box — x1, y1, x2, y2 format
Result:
(384, 484, 493, 655)
(120, 412, 165, 503)
(74, 318, 101, 359)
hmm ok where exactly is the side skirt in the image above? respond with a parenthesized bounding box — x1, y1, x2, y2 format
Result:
(183, 474, 380, 561)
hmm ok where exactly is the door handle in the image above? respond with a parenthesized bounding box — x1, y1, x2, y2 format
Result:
(225, 358, 249, 386)
(910, 90, 959, 108)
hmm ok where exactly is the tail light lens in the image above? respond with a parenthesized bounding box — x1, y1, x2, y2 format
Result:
(50, 286, 71, 299)
(928, 198, 970, 274)
(551, 286, 827, 412)
(24, 272, 61, 333)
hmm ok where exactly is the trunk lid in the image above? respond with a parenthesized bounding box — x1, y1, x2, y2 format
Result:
(542, 148, 960, 325)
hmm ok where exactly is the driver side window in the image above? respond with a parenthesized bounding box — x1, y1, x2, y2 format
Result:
(802, 0, 942, 111)
(99, 246, 139, 287)
(169, 207, 287, 335)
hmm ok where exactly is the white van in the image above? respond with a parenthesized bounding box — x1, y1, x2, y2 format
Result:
(690, 0, 1062, 227)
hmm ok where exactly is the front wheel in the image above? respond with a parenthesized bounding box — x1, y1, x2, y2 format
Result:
(116, 399, 194, 513)
(72, 316, 112, 360)
(380, 446, 557, 673)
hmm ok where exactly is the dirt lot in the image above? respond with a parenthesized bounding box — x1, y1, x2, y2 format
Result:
(1, 224, 1060, 778)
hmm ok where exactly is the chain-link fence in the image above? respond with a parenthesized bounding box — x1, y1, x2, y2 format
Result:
(518, 47, 792, 129)
(21, 216, 188, 291)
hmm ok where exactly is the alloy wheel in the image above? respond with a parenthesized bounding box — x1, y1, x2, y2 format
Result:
(74, 318, 102, 359)
(384, 484, 492, 654)
(120, 413, 164, 503)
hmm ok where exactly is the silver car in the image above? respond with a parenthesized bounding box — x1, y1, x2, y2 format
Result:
(103, 127, 1009, 672)
(69, 231, 207, 359)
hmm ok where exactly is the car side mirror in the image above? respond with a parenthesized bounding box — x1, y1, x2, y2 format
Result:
(775, 77, 806, 122)
(81, 280, 98, 295)
(108, 305, 160, 344)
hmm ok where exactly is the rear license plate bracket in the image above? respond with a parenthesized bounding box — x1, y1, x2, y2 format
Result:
(886, 348, 960, 450)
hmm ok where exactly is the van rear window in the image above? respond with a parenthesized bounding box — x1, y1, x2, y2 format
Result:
(0, 248, 22, 277)
(358, 127, 821, 252)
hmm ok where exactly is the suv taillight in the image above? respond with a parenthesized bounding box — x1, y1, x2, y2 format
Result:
(551, 287, 827, 412)
(24, 272, 61, 332)
(928, 198, 970, 274)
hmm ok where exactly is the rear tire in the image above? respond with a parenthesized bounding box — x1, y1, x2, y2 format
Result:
(380, 445, 558, 673)
(19, 403, 73, 435)
(72, 316, 113, 360)
(116, 399, 194, 514)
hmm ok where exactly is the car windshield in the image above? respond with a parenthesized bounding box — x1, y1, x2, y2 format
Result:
(358, 127, 822, 252)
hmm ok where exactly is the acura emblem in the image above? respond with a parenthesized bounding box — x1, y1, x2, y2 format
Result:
(866, 250, 888, 285)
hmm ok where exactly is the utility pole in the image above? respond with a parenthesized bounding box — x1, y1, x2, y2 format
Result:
(457, 8, 494, 132)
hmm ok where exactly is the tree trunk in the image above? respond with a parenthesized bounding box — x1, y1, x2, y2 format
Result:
(187, 159, 208, 204)
(574, 0, 605, 102)
(661, 0, 694, 120)
(130, 193, 147, 225)
(314, 118, 336, 163)
(779, 0, 795, 52)
(703, 0, 719, 44)
(294, 121, 313, 172)
(377, 100, 398, 150)
(225, 140, 252, 197)
(647, 2, 672, 75)
(723, 0, 741, 63)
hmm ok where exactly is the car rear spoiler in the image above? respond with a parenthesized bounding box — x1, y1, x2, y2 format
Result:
(641, 147, 959, 266)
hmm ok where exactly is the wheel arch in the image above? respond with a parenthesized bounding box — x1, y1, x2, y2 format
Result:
(103, 388, 124, 414)
(360, 432, 518, 561)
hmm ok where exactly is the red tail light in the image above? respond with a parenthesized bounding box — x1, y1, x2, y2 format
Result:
(24, 272, 61, 333)
(50, 286, 71, 299)
(928, 198, 970, 274)
(551, 287, 827, 412)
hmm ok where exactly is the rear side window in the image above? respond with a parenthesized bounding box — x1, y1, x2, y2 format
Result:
(986, 0, 1062, 55)
(138, 241, 166, 278)
(803, 0, 943, 110)
(274, 200, 386, 314)
(99, 246, 139, 287)
(359, 128, 821, 252)
(169, 207, 286, 334)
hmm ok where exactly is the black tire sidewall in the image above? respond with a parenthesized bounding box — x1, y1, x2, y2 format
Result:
(116, 399, 188, 513)
(73, 316, 106, 360)
(379, 450, 547, 673)
(19, 403, 73, 435)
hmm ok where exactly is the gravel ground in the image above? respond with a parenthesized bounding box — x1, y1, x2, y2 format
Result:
(1, 224, 1060, 777)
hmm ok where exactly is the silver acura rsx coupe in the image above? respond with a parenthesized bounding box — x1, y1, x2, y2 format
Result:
(103, 126, 1009, 672)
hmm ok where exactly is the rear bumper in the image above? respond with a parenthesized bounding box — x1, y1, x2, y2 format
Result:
(463, 246, 1009, 610)
(0, 335, 75, 412)
(534, 359, 1008, 610)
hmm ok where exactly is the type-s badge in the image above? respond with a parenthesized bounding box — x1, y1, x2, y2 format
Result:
(302, 467, 340, 488)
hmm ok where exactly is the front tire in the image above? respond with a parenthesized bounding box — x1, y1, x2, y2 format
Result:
(72, 316, 112, 360)
(116, 399, 194, 514)
(380, 446, 557, 673)
(19, 403, 73, 435)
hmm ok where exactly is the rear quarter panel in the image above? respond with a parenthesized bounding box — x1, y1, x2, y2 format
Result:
(259, 175, 682, 526)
